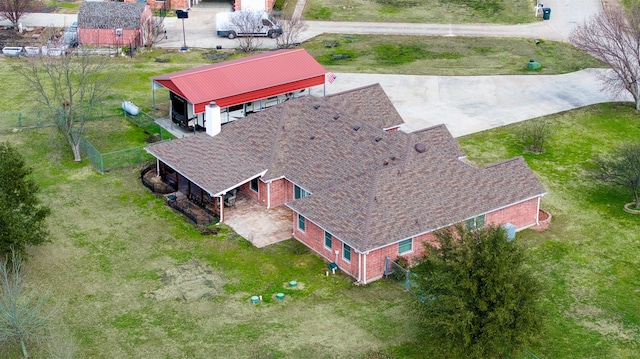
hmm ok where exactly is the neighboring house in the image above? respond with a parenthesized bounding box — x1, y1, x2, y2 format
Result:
(125, 0, 187, 11)
(145, 84, 546, 283)
(77, 2, 152, 48)
(125, 0, 274, 12)
(151, 49, 329, 130)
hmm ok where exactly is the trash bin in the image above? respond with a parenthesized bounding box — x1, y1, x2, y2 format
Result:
(527, 59, 542, 70)
(542, 7, 551, 20)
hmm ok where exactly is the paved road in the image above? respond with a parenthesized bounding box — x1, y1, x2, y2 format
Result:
(3, 1, 621, 136)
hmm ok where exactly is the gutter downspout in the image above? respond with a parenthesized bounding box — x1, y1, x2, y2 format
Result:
(536, 196, 541, 225)
(357, 252, 361, 283)
(363, 252, 368, 284)
(267, 181, 271, 209)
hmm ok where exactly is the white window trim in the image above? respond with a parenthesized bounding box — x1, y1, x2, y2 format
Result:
(342, 243, 351, 262)
(398, 238, 413, 255)
(324, 231, 332, 250)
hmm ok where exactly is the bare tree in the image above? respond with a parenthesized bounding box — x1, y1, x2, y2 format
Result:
(274, 13, 306, 49)
(141, 15, 167, 50)
(0, 0, 40, 29)
(518, 118, 552, 153)
(570, 5, 640, 111)
(0, 252, 50, 359)
(18, 51, 116, 161)
(230, 10, 265, 52)
(592, 143, 640, 209)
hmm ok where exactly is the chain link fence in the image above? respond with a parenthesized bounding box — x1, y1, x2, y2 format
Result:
(1, 102, 172, 173)
(384, 256, 420, 294)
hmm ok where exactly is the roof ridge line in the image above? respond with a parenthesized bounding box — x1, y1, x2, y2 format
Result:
(172, 49, 299, 78)
(265, 103, 289, 176)
(361, 171, 379, 252)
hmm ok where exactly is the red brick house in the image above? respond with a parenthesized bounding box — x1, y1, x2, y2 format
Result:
(78, 2, 152, 48)
(145, 85, 546, 283)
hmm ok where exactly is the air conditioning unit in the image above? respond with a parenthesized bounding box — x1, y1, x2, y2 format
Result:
(115, 28, 122, 36)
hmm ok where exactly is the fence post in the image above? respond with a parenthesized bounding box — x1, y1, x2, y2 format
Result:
(405, 270, 410, 291)
(18, 112, 22, 128)
(99, 152, 104, 174)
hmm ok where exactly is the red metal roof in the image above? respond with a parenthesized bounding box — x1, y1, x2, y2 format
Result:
(152, 49, 327, 113)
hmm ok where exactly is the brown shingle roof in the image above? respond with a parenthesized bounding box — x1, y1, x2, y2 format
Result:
(324, 84, 404, 130)
(78, 2, 147, 29)
(146, 85, 546, 252)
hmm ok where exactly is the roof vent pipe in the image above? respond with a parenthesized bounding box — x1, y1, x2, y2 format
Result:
(313, 104, 320, 109)
(414, 143, 427, 153)
(353, 126, 360, 131)
(333, 114, 340, 120)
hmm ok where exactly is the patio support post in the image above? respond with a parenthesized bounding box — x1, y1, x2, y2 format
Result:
(219, 195, 224, 222)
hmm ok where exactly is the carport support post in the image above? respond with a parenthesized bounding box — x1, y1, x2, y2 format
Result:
(152, 80, 156, 120)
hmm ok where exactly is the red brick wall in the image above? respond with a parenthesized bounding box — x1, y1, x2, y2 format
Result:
(238, 178, 268, 206)
(292, 213, 360, 280)
(79, 28, 143, 47)
(290, 197, 540, 283)
(266, 178, 293, 208)
(486, 197, 539, 230)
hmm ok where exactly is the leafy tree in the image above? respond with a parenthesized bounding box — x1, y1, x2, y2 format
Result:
(412, 224, 544, 358)
(570, 5, 640, 111)
(0, 252, 51, 359)
(18, 50, 115, 161)
(592, 143, 640, 209)
(0, 0, 40, 29)
(0, 142, 50, 257)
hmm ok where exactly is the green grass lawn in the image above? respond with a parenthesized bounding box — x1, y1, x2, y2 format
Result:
(0, 38, 635, 358)
(304, 34, 605, 75)
(303, 0, 536, 24)
(1, 103, 639, 358)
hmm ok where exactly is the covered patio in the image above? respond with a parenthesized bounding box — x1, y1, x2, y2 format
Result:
(223, 191, 294, 248)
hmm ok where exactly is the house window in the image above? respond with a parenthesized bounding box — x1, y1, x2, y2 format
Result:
(465, 214, 486, 230)
(343, 243, 351, 262)
(294, 185, 309, 199)
(298, 214, 305, 232)
(250, 178, 259, 193)
(398, 238, 413, 254)
(324, 231, 332, 249)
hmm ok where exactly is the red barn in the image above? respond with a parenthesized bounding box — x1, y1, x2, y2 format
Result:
(78, 2, 152, 48)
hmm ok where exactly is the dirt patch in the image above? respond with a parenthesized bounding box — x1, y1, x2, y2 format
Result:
(0, 26, 58, 48)
(146, 259, 226, 302)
